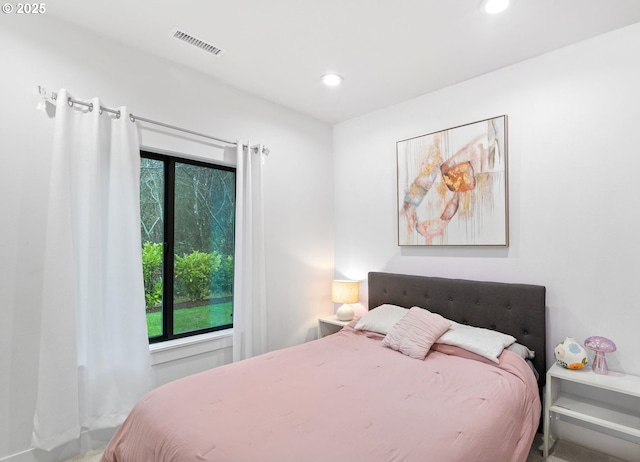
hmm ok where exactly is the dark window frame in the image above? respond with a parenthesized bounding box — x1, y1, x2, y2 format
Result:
(141, 149, 236, 344)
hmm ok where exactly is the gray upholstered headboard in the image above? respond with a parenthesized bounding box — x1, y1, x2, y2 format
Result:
(368, 272, 547, 393)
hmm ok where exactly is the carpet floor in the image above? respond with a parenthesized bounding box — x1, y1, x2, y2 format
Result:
(526, 433, 625, 462)
(65, 434, 625, 462)
(63, 449, 103, 462)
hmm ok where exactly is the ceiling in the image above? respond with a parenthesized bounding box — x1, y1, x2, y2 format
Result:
(47, 0, 640, 124)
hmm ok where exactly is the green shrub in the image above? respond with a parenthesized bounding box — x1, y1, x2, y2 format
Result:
(217, 254, 234, 294)
(206, 252, 234, 296)
(175, 250, 218, 302)
(145, 245, 234, 305)
(142, 242, 163, 309)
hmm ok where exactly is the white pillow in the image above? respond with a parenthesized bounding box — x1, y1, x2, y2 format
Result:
(436, 321, 516, 363)
(354, 304, 409, 335)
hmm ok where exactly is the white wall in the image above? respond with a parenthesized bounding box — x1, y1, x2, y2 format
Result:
(335, 25, 640, 458)
(3, 10, 639, 462)
(0, 15, 334, 461)
(334, 22, 640, 377)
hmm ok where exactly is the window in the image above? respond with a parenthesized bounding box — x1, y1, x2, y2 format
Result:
(140, 150, 236, 342)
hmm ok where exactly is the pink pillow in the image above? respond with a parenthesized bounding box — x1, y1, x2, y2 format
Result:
(382, 307, 451, 359)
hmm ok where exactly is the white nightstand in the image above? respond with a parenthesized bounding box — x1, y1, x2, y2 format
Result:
(543, 362, 640, 459)
(318, 315, 350, 338)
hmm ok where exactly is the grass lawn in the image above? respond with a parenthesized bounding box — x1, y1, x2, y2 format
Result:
(147, 301, 232, 338)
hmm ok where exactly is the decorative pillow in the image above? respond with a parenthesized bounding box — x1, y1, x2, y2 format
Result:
(354, 304, 409, 335)
(507, 342, 535, 360)
(382, 307, 451, 359)
(436, 321, 516, 363)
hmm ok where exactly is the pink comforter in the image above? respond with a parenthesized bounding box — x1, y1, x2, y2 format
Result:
(102, 325, 540, 462)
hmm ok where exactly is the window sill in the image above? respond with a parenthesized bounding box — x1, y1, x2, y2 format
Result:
(149, 329, 233, 365)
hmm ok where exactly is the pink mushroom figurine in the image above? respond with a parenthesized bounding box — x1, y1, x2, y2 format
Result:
(584, 336, 616, 375)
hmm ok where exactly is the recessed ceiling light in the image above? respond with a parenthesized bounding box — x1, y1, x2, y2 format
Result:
(484, 0, 509, 14)
(321, 74, 343, 87)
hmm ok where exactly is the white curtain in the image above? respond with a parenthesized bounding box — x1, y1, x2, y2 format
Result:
(232, 143, 267, 361)
(32, 90, 152, 451)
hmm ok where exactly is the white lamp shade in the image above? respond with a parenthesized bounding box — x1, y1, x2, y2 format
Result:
(332, 280, 359, 321)
(331, 280, 359, 304)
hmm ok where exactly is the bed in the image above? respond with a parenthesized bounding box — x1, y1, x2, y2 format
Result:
(101, 271, 546, 462)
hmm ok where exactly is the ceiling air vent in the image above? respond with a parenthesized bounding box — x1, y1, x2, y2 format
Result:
(170, 28, 225, 56)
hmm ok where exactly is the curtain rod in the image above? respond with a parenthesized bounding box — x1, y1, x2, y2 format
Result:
(129, 114, 237, 146)
(38, 86, 258, 150)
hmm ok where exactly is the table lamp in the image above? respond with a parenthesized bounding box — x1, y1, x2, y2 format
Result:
(332, 280, 359, 321)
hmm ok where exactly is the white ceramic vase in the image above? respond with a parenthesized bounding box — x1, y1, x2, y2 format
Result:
(554, 336, 587, 370)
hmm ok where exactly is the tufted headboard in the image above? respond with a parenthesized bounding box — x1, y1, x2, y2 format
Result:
(368, 272, 547, 395)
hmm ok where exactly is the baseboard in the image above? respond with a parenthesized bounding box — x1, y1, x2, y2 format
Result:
(0, 448, 32, 462)
(0, 428, 115, 462)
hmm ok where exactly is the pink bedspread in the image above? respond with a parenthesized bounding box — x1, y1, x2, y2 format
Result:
(102, 325, 540, 462)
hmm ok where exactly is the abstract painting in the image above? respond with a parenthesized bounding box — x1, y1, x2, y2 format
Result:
(397, 115, 508, 246)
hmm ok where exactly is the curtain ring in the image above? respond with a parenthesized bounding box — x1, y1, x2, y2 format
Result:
(116, 110, 121, 119)
(88, 102, 94, 112)
(67, 97, 73, 107)
(99, 106, 103, 115)
(129, 114, 136, 123)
